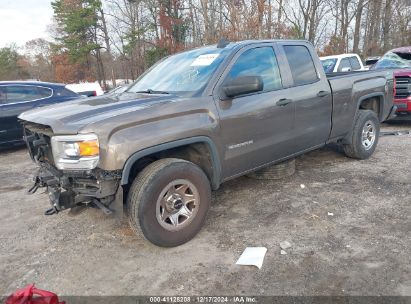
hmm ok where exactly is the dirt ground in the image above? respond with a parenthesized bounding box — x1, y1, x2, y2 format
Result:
(0, 122, 410, 297)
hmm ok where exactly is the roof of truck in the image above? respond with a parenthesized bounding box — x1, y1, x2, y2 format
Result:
(197, 39, 312, 51)
(229, 39, 310, 46)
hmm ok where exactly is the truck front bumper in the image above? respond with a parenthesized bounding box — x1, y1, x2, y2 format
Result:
(394, 98, 411, 114)
(31, 162, 122, 215)
(22, 122, 123, 216)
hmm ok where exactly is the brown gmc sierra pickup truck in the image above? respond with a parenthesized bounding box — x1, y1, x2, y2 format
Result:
(19, 39, 396, 247)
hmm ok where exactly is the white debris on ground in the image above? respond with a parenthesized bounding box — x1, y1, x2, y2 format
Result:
(236, 247, 267, 269)
(279, 241, 292, 255)
(280, 241, 292, 250)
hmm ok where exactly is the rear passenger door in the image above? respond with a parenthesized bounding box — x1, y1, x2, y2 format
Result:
(277, 42, 332, 152)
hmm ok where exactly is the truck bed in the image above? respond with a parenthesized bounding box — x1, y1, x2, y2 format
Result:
(326, 70, 380, 78)
(326, 69, 394, 140)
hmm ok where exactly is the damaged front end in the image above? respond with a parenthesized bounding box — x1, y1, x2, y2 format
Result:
(23, 122, 122, 216)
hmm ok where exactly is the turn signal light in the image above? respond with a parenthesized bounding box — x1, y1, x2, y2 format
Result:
(79, 140, 99, 157)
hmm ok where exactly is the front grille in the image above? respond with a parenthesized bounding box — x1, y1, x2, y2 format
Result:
(394, 76, 411, 99)
(23, 122, 55, 166)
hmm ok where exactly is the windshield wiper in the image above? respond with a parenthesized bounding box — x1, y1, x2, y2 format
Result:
(133, 89, 170, 94)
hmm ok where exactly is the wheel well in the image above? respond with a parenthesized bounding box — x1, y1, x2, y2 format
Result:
(359, 96, 381, 119)
(126, 143, 215, 188)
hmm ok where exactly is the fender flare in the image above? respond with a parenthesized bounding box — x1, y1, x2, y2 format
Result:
(341, 92, 386, 145)
(356, 92, 385, 121)
(120, 136, 222, 190)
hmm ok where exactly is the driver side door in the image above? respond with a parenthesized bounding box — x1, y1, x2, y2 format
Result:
(214, 44, 296, 180)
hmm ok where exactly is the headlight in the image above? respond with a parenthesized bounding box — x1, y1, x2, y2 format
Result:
(51, 134, 99, 170)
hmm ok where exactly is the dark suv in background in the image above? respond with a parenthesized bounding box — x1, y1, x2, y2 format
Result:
(0, 81, 80, 147)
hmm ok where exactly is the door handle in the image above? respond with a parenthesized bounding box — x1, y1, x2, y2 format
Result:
(317, 91, 330, 97)
(276, 98, 292, 106)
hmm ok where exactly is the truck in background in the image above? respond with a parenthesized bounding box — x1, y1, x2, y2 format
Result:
(372, 46, 411, 116)
(320, 53, 365, 73)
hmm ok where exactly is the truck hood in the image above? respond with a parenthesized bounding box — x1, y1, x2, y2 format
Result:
(19, 92, 174, 134)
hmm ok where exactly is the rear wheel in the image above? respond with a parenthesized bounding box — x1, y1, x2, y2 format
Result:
(343, 110, 380, 159)
(126, 158, 211, 247)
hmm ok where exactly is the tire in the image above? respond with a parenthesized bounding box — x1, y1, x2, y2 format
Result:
(126, 158, 211, 247)
(247, 158, 296, 180)
(343, 110, 380, 159)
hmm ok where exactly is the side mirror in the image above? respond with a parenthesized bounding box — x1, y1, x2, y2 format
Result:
(341, 67, 351, 72)
(222, 76, 264, 98)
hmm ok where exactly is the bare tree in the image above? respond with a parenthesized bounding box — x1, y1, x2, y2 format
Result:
(16, 0, 411, 83)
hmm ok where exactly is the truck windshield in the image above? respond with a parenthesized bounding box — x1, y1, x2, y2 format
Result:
(128, 46, 228, 96)
(321, 58, 337, 73)
(373, 51, 411, 69)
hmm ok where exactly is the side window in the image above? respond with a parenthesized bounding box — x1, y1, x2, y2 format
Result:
(349, 56, 362, 70)
(0, 87, 6, 104)
(37, 87, 53, 98)
(338, 58, 352, 72)
(227, 47, 282, 92)
(4, 86, 51, 104)
(57, 87, 78, 97)
(283, 45, 319, 86)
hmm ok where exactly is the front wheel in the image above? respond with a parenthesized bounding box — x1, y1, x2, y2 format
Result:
(343, 110, 380, 159)
(126, 158, 211, 247)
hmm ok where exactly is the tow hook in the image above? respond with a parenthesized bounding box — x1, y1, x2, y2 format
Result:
(27, 176, 41, 194)
(92, 199, 113, 215)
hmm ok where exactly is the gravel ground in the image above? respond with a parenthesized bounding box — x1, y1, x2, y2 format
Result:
(0, 122, 410, 297)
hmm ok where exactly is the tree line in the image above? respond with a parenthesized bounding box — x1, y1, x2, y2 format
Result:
(0, 0, 410, 87)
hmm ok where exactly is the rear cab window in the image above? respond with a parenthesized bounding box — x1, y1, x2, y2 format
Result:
(283, 45, 319, 86)
(338, 58, 351, 72)
(349, 56, 362, 70)
(226, 46, 282, 92)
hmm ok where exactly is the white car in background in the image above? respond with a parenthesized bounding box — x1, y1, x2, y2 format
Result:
(320, 53, 365, 73)
(65, 82, 104, 97)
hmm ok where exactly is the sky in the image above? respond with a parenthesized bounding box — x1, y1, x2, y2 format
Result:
(0, 0, 53, 48)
